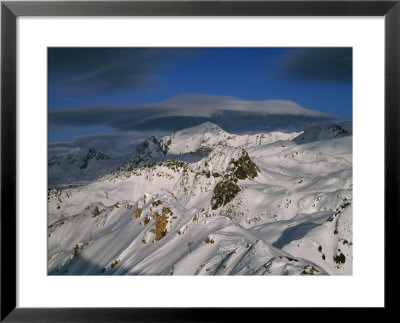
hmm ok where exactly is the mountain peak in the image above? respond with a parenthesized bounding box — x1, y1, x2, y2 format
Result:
(293, 121, 352, 144)
(131, 135, 169, 162)
(51, 147, 111, 160)
(175, 122, 225, 136)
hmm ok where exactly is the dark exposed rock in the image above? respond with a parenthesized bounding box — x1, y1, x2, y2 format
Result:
(229, 150, 260, 180)
(152, 200, 164, 207)
(110, 259, 120, 269)
(211, 149, 260, 210)
(160, 160, 188, 170)
(92, 206, 101, 217)
(211, 179, 241, 210)
(333, 253, 346, 265)
(300, 265, 319, 275)
(80, 148, 111, 169)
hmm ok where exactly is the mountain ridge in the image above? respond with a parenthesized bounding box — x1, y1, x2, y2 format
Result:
(48, 122, 307, 187)
(48, 121, 352, 275)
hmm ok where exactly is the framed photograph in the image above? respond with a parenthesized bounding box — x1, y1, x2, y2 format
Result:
(1, 0, 398, 320)
(46, 46, 354, 276)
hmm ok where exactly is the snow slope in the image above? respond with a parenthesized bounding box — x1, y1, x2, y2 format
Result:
(48, 122, 352, 275)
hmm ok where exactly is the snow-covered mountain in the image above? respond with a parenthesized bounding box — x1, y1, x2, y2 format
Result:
(49, 124, 300, 186)
(162, 121, 301, 155)
(48, 122, 352, 275)
(293, 121, 352, 144)
(48, 148, 122, 188)
(114, 122, 301, 172)
(125, 136, 170, 168)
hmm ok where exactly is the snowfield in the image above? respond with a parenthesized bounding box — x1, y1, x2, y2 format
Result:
(48, 122, 352, 275)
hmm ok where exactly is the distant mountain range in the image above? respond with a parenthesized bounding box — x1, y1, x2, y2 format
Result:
(293, 121, 352, 144)
(48, 147, 121, 188)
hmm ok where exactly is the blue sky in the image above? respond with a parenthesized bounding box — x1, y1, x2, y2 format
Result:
(48, 47, 352, 156)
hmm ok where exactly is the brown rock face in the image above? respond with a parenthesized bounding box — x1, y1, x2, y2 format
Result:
(230, 150, 260, 180)
(162, 207, 173, 216)
(134, 208, 142, 219)
(141, 216, 150, 226)
(152, 200, 163, 207)
(211, 180, 241, 210)
(155, 213, 168, 241)
(210, 149, 260, 210)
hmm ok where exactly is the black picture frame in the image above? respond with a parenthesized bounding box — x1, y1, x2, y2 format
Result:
(1, 0, 398, 321)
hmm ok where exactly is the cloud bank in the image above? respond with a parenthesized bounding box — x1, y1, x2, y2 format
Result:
(49, 94, 340, 134)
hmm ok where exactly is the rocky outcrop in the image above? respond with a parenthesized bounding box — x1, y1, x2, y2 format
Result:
(229, 150, 260, 180)
(211, 179, 241, 210)
(155, 213, 168, 241)
(80, 148, 111, 169)
(211, 149, 260, 210)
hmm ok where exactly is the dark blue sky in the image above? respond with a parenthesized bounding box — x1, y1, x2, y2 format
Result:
(48, 47, 352, 156)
